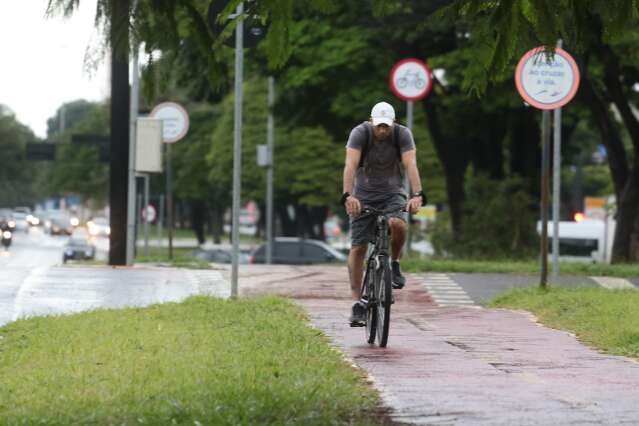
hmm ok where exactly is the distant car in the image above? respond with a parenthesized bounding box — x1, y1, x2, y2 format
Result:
(11, 212, 29, 232)
(249, 237, 347, 265)
(45, 212, 75, 235)
(63, 234, 96, 263)
(192, 248, 233, 263)
(87, 217, 110, 237)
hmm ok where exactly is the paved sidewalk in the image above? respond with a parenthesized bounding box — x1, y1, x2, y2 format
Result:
(238, 265, 639, 425)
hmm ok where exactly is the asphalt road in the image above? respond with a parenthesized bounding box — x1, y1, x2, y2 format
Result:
(0, 227, 228, 328)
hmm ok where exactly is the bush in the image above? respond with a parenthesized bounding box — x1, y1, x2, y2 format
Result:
(431, 175, 538, 259)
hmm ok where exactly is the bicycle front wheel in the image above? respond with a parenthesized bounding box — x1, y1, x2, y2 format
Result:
(376, 256, 392, 347)
(364, 261, 377, 344)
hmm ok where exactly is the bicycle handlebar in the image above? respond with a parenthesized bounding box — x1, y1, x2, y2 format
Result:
(359, 206, 407, 217)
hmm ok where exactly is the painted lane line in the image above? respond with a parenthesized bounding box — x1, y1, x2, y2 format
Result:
(591, 276, 636, 290)
(421, 273, 478, 307)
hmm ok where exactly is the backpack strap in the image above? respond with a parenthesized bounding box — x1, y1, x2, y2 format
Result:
(358, 122, 373, 168)
(394, 124, 401, 162)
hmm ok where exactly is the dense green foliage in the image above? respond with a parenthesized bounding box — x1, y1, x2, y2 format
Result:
(0, 106, 39, 207)
(45, 100, 110, 206)
(431, 175, 538, 258)
(0, 296, 383, 424)
(41, 0, 639, 260)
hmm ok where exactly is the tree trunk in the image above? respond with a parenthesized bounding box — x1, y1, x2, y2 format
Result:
(190, 200, 205, 245)
(210, 204, 223, 244)
(598, 45, 639, 261)
(579, 76, 628, 203)
(276, 204, 296, 236)
(422, 98, 469, 239)
(108, 0, 130, 265)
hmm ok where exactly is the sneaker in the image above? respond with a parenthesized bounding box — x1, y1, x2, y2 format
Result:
(391, 260, 405, 289)
(349, 301, 366, 327)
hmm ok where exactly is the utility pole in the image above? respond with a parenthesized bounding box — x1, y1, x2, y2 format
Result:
(127, 16, 139, 266)
(230, 1, 244, 298)
(109, 0, 130, 266)
(266, 76, 275, 264)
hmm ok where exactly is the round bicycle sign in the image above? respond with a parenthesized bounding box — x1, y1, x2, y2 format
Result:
(515, 47, 580, 110)
(150, 102, 190, 143)
(389, 58, 433, 101)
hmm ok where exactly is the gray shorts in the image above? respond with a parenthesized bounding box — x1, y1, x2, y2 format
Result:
(350, 193, 408, 246)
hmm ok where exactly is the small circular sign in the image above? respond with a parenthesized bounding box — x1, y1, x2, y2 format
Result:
(150, 102, 190, 143)
(389, 58, 433, 101)
(515, 47, 580, 110)
(142, 204, 157, 223)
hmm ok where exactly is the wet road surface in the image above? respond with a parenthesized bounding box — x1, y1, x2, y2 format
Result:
(0, 229, 228, 327)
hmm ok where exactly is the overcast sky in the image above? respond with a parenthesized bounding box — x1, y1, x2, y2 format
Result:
(0, 0, 108, 138)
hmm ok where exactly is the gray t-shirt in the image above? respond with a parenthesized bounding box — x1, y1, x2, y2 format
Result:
(346, 122, 415, 202)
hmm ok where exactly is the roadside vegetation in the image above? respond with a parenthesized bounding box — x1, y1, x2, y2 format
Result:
(0, 296, 384, 425)
(402, 257, 639, 278)
(491, 287, 639, 359)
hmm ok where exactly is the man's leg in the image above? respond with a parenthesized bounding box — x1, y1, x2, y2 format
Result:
(348, 244, 368, 299)
(389, 217, 407, 260)
(388, 217, 408, 288)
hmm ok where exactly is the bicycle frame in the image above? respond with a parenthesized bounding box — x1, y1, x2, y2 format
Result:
(358, 207, 399, 347)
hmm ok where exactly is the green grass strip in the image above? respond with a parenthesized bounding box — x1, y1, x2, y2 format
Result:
(491, 287, 639, 359)
(403, 257, 639, 277)
(0, 297, 383, 425)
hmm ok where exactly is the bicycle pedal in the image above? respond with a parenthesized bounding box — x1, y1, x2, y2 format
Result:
(350, 321, 366, 328)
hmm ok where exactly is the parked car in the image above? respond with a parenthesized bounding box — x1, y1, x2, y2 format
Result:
(63, 233, 96, 263)
(249, 237, 347, 265)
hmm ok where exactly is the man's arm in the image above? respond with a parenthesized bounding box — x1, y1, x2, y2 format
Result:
(401, 149, 424, 213)
(343, 147, 362, 216)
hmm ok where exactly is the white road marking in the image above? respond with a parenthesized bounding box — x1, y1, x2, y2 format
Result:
(421, 273, 477, 307)
(591, 276, 636, 290)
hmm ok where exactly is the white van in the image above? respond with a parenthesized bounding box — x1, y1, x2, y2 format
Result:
(537, 218, 615, 263)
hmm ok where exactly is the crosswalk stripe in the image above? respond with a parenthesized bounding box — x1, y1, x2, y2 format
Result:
(421, 273, 478, 307)
(591, 276, 636, 290)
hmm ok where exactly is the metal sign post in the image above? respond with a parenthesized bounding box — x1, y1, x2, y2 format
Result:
(388, 58, 433, 256)
(149, 102, 190, 260)
(127, 42, 140, 265)
(231, 1, 244, 298)
(266, 76, 275, 264)
(515, 46, 580, 288)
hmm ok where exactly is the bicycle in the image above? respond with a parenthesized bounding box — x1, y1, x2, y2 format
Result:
(357, 206, 401, 348)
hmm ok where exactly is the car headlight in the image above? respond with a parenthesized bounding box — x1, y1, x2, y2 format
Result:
(65, 249, 74, 256)
(70, 217, 80, 227)
(2, 231, 11, 239)
(8, 220, 15, 228)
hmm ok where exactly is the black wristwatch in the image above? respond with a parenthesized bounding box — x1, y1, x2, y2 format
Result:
(412, 190, 427, 206)
(340, 192, 351, 205)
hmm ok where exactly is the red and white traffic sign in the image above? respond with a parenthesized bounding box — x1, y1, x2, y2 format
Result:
(150, 102, 190, 143)
(515, 47, 580, 110)
(389, 58, 433, 101)
(141, 204, 157, 223)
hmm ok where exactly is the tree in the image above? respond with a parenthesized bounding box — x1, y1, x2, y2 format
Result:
(0, 106, 39, 207)
(432, 1, 639, 260)
(46, 101, 110, 206)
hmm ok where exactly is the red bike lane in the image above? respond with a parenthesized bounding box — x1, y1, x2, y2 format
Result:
(239, 265, 639, 425)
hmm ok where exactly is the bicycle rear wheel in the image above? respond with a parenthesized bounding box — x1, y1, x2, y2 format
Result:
(364, 261, 377, 344)
(376, 256, 392, 347)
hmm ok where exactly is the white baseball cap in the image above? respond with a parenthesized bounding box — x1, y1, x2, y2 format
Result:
(370, 101, 395, 126)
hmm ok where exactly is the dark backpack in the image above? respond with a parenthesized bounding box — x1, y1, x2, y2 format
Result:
(358, 122, 402, 168)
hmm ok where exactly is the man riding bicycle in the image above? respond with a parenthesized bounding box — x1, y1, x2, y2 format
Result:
(342, 101, 426, 326)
